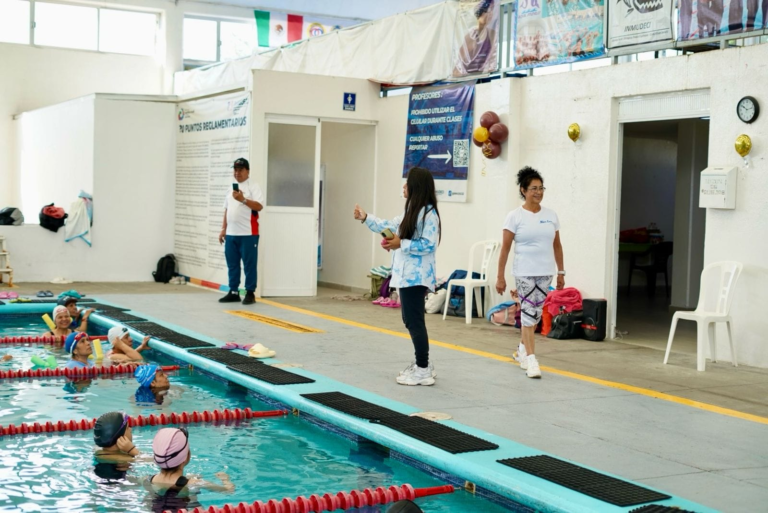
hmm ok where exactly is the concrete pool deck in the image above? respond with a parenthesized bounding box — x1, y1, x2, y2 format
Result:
(8, 282, 768, 512)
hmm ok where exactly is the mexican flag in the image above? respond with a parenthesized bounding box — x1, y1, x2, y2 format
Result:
(254, 10, 342, 48)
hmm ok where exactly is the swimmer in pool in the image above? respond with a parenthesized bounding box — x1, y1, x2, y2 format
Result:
(59, 296, 94, 332)
(145, 427, 234, 513)
(64, 332, 94, 370)
(134, 364, 179, 405)
(93, 411, 140, 462)
(1, 354, 12, 362)
(46, 305, 74, 339)
(107, 326, 151, 362)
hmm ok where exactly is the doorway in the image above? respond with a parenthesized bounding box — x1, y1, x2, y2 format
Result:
(615, 119, 709, 352)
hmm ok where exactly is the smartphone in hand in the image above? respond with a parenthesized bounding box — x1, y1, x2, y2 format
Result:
(381, 228, 395, 240)
(232, 183, 239, 191)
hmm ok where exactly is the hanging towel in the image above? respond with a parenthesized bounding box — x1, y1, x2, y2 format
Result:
(543, 287, 582, 316)
(78, 190, 93, 226)
(64, 198, 92, 246)
(370, 265, 392, 278)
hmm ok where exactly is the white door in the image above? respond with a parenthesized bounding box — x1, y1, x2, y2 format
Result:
(260, 116, 320, 297)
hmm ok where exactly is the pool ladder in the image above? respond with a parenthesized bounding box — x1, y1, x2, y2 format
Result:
(0, 236, 12, 287)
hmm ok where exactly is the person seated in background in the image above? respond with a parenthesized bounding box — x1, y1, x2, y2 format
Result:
(145, 427, 234, 513)
(107, 327, 151, 362)
(59, 296, 94, 332)
(64, 332, 94, 370)
(47, 306, 74, 339)
(94, 411, 140, 462)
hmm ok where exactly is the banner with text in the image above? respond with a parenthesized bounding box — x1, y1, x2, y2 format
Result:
(514, 0, 605, 70)
(403, 83, 475, 203)
(175, 92, 250, 286)
(608, 0, 674, 48)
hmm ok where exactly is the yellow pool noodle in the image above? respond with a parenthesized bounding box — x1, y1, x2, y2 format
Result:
(42, 314, 56, 331)
(89, 339, 104, 361)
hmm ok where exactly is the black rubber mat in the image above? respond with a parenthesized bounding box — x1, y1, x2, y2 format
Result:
(85, 303, 130, 312)
(98, 312, 147, 322)
(78, 298, 95, 302)
(126, 322, 178, 338)
(228, 363, 315, 385)
(629, 506, 697, 513)
(376, 416, 499, 454)
(154, 333, 214, 349)
(498, 455, 671, 507)
(301, 392, 403, 420)
(188, 348, 257, 365)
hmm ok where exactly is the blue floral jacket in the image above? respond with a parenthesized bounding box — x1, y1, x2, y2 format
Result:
(365, 206, 439, 291)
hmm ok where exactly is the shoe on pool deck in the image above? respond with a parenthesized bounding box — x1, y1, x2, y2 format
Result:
(526, 354, 541, 379)
(218, 291, 241, 303)
(516, 343, 528, 370)
(399, 361, 436, 378)
(242, 292, 256, 305)
(396, 365, 436, 386)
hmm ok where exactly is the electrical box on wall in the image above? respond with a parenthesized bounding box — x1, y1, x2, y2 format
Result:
(699, 166, 737, 209)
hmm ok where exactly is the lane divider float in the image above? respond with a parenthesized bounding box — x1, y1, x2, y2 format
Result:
(0, 364, 179, 380)
(0, 335, 108, 345)
(168, 484, 454, 513)
(0, 407, 287, 437)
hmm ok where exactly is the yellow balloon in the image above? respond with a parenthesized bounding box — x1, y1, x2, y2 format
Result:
(474, 126, 489, 143)
(735, 134, 752, 158)
(567, 123, 581, 142)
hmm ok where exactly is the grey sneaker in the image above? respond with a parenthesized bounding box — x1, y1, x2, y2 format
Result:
(399, 361, 436, 378)
(396, 365, 436, 386)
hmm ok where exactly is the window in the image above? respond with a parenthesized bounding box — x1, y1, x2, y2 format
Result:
(183, 16, 257, 65)
(99, 9, 157, 56)
(0, 0, 30, 45)
(35, 2, 98, 51)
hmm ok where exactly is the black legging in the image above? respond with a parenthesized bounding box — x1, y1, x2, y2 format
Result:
(399, 286, 430, 368)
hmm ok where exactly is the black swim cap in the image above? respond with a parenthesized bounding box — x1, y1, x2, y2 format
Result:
(93, 412, 127, 448)
(386, 500, 424, 513)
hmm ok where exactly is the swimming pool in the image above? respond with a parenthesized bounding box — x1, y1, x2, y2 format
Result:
(0, 313, 515, 512)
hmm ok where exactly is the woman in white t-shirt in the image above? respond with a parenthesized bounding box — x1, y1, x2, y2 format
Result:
(496, 167, 565, 379)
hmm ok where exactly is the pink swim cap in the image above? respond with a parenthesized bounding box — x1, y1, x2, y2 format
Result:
(152, 427, 189, 469)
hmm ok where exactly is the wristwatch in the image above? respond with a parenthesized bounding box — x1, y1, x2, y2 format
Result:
(241, 199, 248, 205)
(557, 270, 566, 276)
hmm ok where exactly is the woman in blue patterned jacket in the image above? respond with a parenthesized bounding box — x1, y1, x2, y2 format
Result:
(354, 167, 442, 386)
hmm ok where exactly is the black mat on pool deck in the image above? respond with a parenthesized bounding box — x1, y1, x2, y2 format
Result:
(629, 506, 697, 513)
(98, 312, 148, 322)
(86, 303, 130, 312)
(228, 363, 315, 385)
(301, 392, 403, 420)
(188, 348, 256, 365)
(375, 416, 500, 454)
(498, 455, 671, 507)
(154, 333, 214, 349)
(127, 322, 178, 338)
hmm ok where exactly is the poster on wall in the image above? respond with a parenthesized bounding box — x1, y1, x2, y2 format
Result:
(608, 0, 674, 48)
(403, 83, 475, 203)
(452, 0, 501, 77)
(677, 0, 762, 41)
(514, 0, 605, 69)
(175, 92, 250, 286)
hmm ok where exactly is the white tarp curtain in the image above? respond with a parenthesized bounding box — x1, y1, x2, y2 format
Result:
(174, 2, 464, 96)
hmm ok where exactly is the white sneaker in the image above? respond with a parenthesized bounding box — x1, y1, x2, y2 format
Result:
(526, 355, 541, 379)
(396, 365, 436, 386)
(516, 344, 528, 370)
(399, 361, 436, 378)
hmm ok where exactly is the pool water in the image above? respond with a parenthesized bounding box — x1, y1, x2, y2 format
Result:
(0, 314, 518, 512)
(0, 315, 52, 338)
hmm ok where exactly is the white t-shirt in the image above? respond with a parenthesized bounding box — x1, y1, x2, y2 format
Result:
(224, 179, 265, 236)
(503, 206, 560, 277)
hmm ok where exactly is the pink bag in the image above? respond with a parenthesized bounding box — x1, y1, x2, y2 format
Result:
(490, 303, 519, 326)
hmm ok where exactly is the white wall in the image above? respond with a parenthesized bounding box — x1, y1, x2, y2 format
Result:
(0, 98, 175, 282)
(319, 122, 376, 289)
(17, 96, 95, 222)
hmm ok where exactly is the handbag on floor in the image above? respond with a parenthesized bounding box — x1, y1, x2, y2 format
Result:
(547, 310, 584, 339)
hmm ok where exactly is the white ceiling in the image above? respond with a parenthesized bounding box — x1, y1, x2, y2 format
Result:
(184, 0, 444, 22)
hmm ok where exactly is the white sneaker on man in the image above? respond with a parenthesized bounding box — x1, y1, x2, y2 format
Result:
(396, 365, 436, 386)
(399, 361, 436, 378)
(526, 354, 541, 379)
(516, 344, 528, 370)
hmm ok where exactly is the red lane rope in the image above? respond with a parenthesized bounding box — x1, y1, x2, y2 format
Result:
(0, 335, 108, 345)
(168, 484, 454, 513)
(0, 364, 180, 380)
(0, 408, 287, 437)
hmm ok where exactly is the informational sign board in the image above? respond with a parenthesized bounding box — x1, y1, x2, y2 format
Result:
(403, 83, 475, 203)
(174, 92, 251, 285)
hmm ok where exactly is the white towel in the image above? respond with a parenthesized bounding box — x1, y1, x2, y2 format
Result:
(64, 198, 91, 246)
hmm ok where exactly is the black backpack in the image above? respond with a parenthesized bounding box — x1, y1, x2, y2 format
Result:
(153, 254, 177, 283)
(547, 310, 584, 340)
(39, 204, 67, 232)
(0, 207, 23, 226)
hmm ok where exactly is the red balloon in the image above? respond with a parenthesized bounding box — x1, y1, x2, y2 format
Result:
(472, 136, 484, 147)
(482, 140, 501, 159)
(479, 111, 500, 129)
(488, 123, 509, 143)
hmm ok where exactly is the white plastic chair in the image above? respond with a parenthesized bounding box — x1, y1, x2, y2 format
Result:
(664, 261, 743, 371)
(442, 240, 500, 324)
